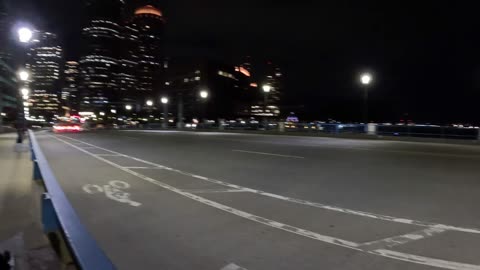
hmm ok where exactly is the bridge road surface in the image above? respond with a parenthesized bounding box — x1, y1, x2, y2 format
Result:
(35, 130, 480, 270)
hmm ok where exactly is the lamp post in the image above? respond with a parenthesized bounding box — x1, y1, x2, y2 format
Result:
(360, 73, 372, 123)
(199, 90, 209, 125)
(14, 26, 33, 143)
(262, 85, 272, 129)
(161, 97, 169, 129)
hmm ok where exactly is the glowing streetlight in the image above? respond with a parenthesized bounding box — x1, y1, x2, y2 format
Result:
(17, 27, 33, 43)
(261, 85, 272, 128)
(18, 70, 29, 81)
(160, 97, 169, 128)
(125, 105, 132, 111)
(146, 100, 154, 106)
(360, 72, 373, 123)
(20, 88, 29, 96)
(262, 84, 272, 93)
(361, 73, 372, 85)
(110, 109, 117, 114)
(199, 90, 209, 99)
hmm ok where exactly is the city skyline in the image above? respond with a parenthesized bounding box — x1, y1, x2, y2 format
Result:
(4, 0, 480, 123)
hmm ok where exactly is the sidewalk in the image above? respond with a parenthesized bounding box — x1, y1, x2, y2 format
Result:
(0, 133, 60, 270)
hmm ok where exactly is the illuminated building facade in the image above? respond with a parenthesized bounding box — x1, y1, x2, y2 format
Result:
(0, 3, 18, 124)
(79, 0, 123, 111)
(250, 61, 282, 118)
(26, 31, 63, 120)
(163, 58, 254, 120)
(128, 4, 165, 99)
(61, 61, 80, 113)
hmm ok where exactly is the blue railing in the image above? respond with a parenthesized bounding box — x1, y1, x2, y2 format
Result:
(28, 130, 116, 270)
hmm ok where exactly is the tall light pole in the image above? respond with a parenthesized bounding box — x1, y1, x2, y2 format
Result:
(199, 90, 209, 125)
(360, 73, 372, 123)
(161, 97, 169, 129)
(262, 85, 272, 129)
(14, 26, 34, 143)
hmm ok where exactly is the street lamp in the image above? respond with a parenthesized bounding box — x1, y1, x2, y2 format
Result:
(20, 88, 29, 96)
(262, 84, 272, 93)
(17, 27, 33, 43)
(125, 105, 132, 111)
(360, 73, 373, 123)
(18, 70, 29, 81)
(199, 90, 209, 99)
(146, 100, 153, 107)
(160, 97, 169, 129)
(261, 84, 272, 129)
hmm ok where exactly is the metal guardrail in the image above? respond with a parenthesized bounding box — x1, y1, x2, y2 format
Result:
(28, 130, 116, 270)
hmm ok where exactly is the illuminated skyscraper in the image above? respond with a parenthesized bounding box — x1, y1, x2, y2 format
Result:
(61, 61, 80, 113)
(79, 0, 123, 111)
(0, 2, 16, 123)
(128, 4, 165, 96)
(250, 61, 282, 118)
(26, 31, 63, 120)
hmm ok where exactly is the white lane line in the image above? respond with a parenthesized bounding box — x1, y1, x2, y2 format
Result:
(54, 134, 480, 235)
(221, 263, 248, 270)
(359, 227, 446, 250)
(79, 146, 97, 149)
(370, 249, 480, 270)
(51, 135, 360, 250)
(122, 166, 159, 169)
(232, 149, 305, 159)
(94, 154, 125, 157)
(51, 135, 480, 270)
(180, 189, 249, 194)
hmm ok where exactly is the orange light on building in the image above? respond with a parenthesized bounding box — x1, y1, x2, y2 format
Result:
(250, 83, 258, 87)
(239, 67, 250, 77)
(135, 5, 163, 17)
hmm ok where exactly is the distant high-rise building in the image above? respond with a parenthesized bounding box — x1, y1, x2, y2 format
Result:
(250, 61, 282, 118)
(79, 0, 124, 111)
(163, 58, 254, 120)
(26, 31, 63, 120)
(0, 2, 17, 123)
(61, 61, 80, 114)
(128, 4, 165, 97)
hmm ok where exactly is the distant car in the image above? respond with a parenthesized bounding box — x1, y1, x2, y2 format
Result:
(52, 122, 83, 133)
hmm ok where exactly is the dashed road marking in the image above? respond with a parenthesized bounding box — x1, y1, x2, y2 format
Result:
(359, 227, 446, 250)
(51, 134, 480, 270)
(221, 263, 248, 270)
(55, 135, 480, 234)
(232, 149, 305, 159)
(180, 188, 250, 194)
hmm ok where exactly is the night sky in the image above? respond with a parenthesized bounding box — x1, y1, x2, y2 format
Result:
(5, 0, 480, 124)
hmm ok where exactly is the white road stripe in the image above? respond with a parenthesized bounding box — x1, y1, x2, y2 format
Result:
(52, 135, 480, 270)
(370, 249, 480, 270)
(221, 263, 248, 270)
(51, 136, 360, 250)
(180, 189, 249, 194)
(54, 134, 480, 235)
(94, 154, 124, 157)
(359, 227, 446, 250)
(122, 166, 158, 169)
(232, 149, 305, 159)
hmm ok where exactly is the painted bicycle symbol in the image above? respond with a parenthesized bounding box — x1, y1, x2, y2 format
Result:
(82, 180, 141, 207)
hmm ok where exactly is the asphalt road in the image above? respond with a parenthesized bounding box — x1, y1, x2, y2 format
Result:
(36, 130, 480, 270)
